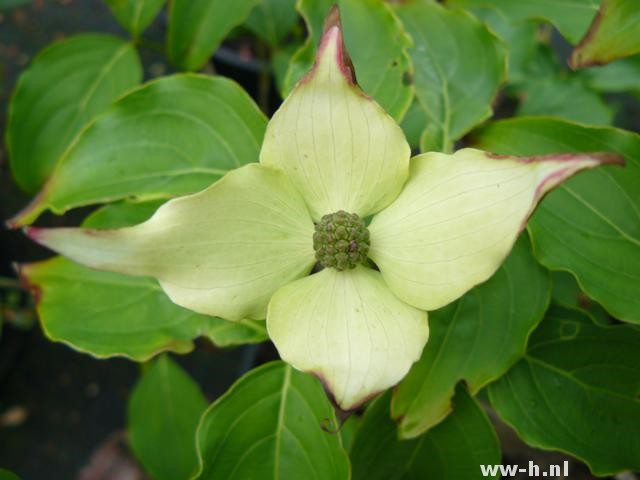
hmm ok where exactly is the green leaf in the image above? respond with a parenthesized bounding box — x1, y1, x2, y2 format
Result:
(516, 76, 614, 125)
(391, 236, 550, 438)
(351, 388, 500, 480)
(7, 34, 142, 193)
(580, 55, 640, 93)
(283, 0, 414, 122)
(394, 0, 507, 152)
(0, 470, 20, 480)
(0, 0, 32, 9)
(447, 0, 600, 44)
(400, 100, 429, 150)
(245, 0, 299, 47)
(194, 361, 350, 479)
(19, 201, 267, 361)
(9, 74, 267, 227)
(571, 0, 640, 68)
(128, 355, 207, 480)
(104, 0, 166, 37)
(167, 0, 260, 71)
(551, 271, 611, 326)
(471, 117, 640, 323)
(489, 305, 640, 476)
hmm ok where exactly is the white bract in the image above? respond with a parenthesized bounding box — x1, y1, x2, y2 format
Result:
(26, 10, 619, 410)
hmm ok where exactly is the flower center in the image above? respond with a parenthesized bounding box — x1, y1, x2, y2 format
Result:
(313, 210, 370, 271)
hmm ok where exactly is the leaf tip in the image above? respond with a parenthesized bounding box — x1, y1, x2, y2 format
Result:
(303, 5, 357, 86)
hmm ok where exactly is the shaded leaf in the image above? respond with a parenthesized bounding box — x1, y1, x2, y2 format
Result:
(128, 356, 207, 480)
(489, 305, 640, 476)
(580, 55, 640, 92)
(571, 0, 640, 68)
(394, 0, 507, 152)
(351, 388, 500, 480)
(10, 74, 267, 227)
(516, 76, 614, 125)
(283, 0, 414, 121)
(7, 34, 141, 193)
(19, 201, 267, 361)
(194, 361, 350, 479)
(104, 0, 166, 37)
(168, 0, 260, 71)
(245, 0, 299, 47)
(447, 0, 600, 44)
(391, 236, 550, 438)
(472, 117, 640, 323)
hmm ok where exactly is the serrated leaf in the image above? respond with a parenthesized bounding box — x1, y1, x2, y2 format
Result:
(447, 0, 600, 44)
(194, 362, 350, 479)
(489, 305, 640, 476)
(394, 0, 507, 152)
(351, 388, 500, 480)
(19, 201, 267, 361)
(245, 0, 299, 47)
(9, 74, 267, 227)
(104, 0, 166, 37)
(283, 0, 414, 121)
(7, 34, 142, 193)
(391, 236, 550, 438)
(571, 0, 640, 68)
(128, 356, 207, 480)
(167, 0, 260, 71)
(472, 117, 640, 323)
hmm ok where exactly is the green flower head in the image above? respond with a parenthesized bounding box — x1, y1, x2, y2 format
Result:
(26, 8, 618, 410)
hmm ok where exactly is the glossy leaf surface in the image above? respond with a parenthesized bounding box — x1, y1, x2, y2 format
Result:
(7, 34, 141, 193)
(394, 0, 506, 152)
(194, 362, 350, 479)
(391, 236, 550, 438)
(472, 117, 640, 323)
(351, 389, 500, 480)
(10, 74, 267, 227)
(128, 356, 207, 480)
(489, 305, 640, 476)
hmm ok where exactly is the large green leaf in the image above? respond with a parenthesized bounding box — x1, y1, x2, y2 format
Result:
(18, 201, 267, 361)
(489, 305, 640, 476)
(283, 0, 414, 121)
(391, 236, 550, 439)
(516, 76, 613, 125)
(194, 361, 350, 479)
(447, 0, 600, 44)
(9, 74, 267, 227)
(571, 0, 640, 68)
(167, 0, 260, 71)
(394, 0, 507, 152)
(468, 7, 538, 85)
(104, 0, 166, 37)
(472, 117, 640, 323)
(351, 388, 500, 480)
(245, 0, 299, 48)
(7, 34, 142, 193)
(128, 356, 207, 480)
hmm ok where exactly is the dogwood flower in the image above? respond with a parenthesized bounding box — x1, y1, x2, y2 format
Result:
(25, 9, 620, 410)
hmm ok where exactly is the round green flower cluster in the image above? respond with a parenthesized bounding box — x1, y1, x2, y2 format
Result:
(313, 210, 370, 271)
